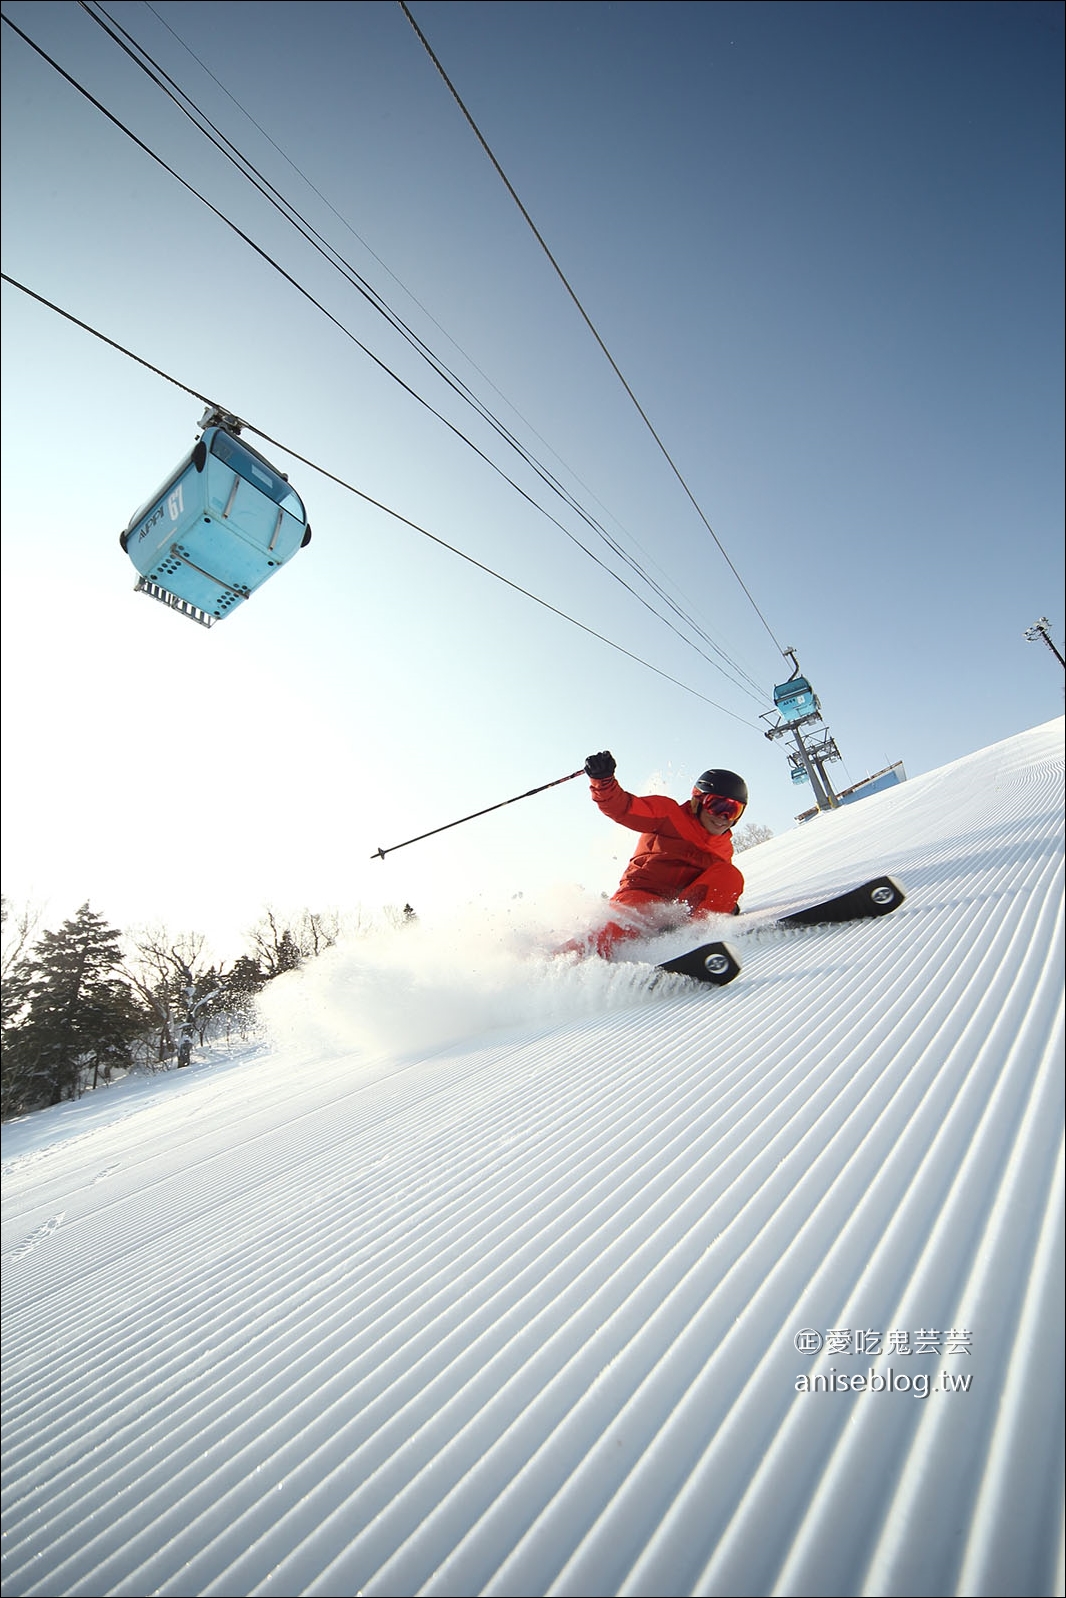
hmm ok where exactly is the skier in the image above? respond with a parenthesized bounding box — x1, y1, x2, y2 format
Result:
(580, 751, 748, 956)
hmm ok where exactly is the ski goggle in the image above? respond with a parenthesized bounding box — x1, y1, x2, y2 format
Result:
(695, 792, 745, 823)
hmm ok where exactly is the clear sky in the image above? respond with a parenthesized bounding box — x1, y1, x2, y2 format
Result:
(2, 0, 1063, 957)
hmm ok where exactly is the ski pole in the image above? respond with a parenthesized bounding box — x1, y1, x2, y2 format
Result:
(371, 768, 585, 860)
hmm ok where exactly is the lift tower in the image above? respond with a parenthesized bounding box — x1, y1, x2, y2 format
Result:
(764, 650, 842, 813)
(1024, 616, 1065, 669)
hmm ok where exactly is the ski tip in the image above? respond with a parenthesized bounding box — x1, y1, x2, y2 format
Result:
(656, 940, 742, 986)
(777, 875, 907, 928)
(867, 875, 906, 913)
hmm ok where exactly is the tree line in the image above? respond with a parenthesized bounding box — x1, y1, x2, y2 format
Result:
(1, 899, 403, 1120)
(2, 829, 775, 1121)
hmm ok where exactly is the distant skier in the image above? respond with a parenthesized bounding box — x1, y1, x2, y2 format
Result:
(579, 751, 747, 956)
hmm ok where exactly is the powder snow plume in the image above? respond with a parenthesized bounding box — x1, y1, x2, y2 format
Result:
(257, 887, 696, 1061)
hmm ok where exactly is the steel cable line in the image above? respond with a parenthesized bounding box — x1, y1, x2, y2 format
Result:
(400, 0, 790, 664)
(0, 271, 763, 731)
(82, 0, 768, 703)
(3, 6, 656, 648)
(71, 0, 769, 707)
(145, 0, 751, 681)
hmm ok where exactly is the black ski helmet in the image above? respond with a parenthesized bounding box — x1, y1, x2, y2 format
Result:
(693, 769, 749, 806)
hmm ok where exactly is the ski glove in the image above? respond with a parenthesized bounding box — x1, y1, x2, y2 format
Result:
(584, 751, 616, 780)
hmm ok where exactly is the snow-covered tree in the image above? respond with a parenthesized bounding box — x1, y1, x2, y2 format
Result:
(125, 928, 223, 1067)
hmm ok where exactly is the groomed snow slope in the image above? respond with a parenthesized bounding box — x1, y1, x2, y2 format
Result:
(2, 718, 1063, 1598)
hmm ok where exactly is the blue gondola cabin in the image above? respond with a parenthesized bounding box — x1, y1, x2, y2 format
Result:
(120, 413, 310, 627)
(773, 676, 819, 724)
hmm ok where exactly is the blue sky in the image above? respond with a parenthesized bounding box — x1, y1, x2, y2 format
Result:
(1, 0, 1062, 954)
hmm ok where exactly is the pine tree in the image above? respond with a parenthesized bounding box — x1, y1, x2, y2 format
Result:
(228, 954, 267, 997)
(216, 955, 267, 1042)
(275, 929, 302, 974)
(2, 904, 145, 1115)
(2, 898, 38, 1040)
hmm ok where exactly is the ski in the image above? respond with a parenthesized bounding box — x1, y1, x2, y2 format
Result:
(656, 940, 742, 986)
(772, 875, 905, 927)
(652, 877, 904, 988)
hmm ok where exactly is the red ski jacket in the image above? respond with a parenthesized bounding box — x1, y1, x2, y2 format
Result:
(590, 775, 741, 901)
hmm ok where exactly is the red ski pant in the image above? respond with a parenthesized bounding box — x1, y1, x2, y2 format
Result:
(593, 858, 744, 958)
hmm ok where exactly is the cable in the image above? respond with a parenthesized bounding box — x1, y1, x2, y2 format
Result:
(4, 5, 770, 708)
(70, 0, 769, 706)
(0, 271, 762, 730)
(399, 0, 789, 661)
(144, 0, 735, 656)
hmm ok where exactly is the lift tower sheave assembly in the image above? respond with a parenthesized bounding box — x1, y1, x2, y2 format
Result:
(1024, 616, 1065, 669)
